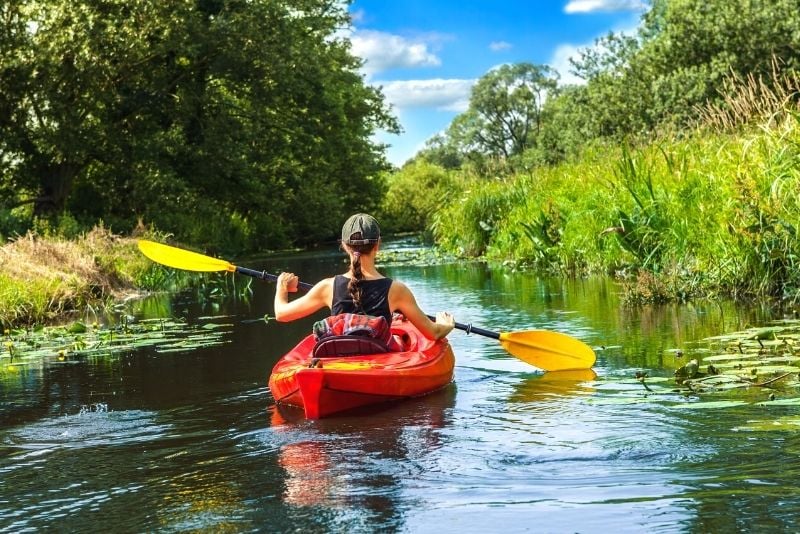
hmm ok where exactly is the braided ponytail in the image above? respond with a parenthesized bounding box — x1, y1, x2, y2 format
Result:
(348, 251, 364, 311)
(344, 234, 376, 312)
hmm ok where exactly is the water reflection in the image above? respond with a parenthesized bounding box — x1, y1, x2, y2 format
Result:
(508, 369, 597, 405)
(670, 404, 800, 532)
(277, 440, 341, 507)
(261, 387, 456, 530)
(4, 239, 800, 532)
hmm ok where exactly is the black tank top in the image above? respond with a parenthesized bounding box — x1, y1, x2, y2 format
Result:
(331, 275, 393, 325)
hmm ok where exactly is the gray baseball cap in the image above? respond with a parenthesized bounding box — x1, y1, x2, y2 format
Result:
(341, 213, 381, 245)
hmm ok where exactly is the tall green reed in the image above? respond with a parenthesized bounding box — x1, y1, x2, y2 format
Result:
(429, 113, 800, 303)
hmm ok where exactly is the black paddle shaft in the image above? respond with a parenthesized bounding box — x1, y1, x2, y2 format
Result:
(425, 314, 500, 340)
(235, 266, 314, 291)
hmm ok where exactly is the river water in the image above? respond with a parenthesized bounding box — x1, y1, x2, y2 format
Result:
(2, 239, 799, 532)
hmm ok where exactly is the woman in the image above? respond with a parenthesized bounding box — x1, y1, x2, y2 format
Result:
(274, 213, 455, 341)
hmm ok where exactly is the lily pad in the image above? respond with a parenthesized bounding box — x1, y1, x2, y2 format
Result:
(201, 323, 233, 330)
(711, 363, 799, 375)
(760, 356, 800, 364)
(585, 396, 658, 405)
(755, 397, 800, 407)
(617, 377, 672, 384)
(734, 415, 800, 432)
(702, 354, 759, 362)
(67, 322, 87, 334)
(0, 315, 232, 369)
(672, 400, 749, 410)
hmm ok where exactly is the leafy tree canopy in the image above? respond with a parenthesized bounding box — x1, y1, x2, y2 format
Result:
(0, 0, 398, 251)
(567, 0, 800, 137)
(413, 63, 559, 170)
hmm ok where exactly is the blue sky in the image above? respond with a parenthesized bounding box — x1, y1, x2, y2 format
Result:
(347, 0, 648, 166)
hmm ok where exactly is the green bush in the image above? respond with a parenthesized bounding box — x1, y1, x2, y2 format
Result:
(381, 161, 456, 235)
(432, 178, 519, 257)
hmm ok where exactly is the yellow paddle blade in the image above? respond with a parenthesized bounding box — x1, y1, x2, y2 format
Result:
(137, 240, 236, 272)
(499, 330, 596, 371)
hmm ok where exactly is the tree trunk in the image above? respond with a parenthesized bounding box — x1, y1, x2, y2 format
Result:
(32, 161, 80, 216)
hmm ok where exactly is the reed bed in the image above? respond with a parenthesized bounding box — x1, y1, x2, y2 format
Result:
(432, 92, 800, 303)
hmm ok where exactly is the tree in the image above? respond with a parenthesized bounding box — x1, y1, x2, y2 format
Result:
(567, 32, 653, 138)
(473, 63, 558, 158)
(381, 160, 454, 232)
(0, 0, 398, 251)
(413, 134, 463, 170)
(635, 0, 800, 126)
(446, 63, 559, 161)
(560, 0, 800, 139)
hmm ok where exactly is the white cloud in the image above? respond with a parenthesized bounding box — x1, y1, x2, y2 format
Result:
(549, 43, 589, 86)
(564, 0, 646, 14)
(376, 79, 475, 112)
(550, 15, 642, 85)
(350, 8, 366, 24)
(489, 41, 512, 52)
(350, 30, 441, 77)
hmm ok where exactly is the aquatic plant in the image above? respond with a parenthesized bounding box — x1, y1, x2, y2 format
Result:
(588, 319, 800, 413)
(430, 110, 800, 303)
(431, 178, 520, 257)
(0, 316, 231, 374)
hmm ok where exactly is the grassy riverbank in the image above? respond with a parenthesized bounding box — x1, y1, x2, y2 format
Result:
(0, 227, 177, 328)
(424, 112, 800, 304)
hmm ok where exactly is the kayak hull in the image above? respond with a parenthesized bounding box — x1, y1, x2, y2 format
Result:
(268, 320, 455, 419)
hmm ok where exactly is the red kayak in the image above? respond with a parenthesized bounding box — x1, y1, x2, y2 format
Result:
(268, 318, 455, 419)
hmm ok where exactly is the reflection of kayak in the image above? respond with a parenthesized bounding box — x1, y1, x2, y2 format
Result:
(268, 319, 455, 419)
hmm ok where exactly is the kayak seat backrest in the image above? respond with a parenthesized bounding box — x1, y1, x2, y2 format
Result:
(312, 335, 391, 358)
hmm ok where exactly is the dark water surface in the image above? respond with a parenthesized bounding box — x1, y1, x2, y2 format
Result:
(3, 240, 800, 532)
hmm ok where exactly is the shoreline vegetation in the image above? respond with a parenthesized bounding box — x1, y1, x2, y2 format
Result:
(0, 229, 460, 329)
(4, 80, 800, 328)
(3, 1, 800, 326)
(0, 227, 174, 328)
(427, 109, 800, 305)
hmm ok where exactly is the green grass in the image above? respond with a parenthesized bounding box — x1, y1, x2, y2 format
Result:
(0, 226, 190, 328)
(428, 113, 800, 303)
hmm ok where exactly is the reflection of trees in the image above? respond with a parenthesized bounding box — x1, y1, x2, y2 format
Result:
(270, 386, 456, 530)
(391, 262, 782, 373)
(671, 411, 800, 532)
(1, 363, 47, 426)
(1, 355, 102, 427)
(158, 463, 246, 531)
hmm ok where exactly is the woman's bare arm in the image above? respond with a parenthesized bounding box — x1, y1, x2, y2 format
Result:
(389, 281, 454, 340)
(274, 273, 332, 322)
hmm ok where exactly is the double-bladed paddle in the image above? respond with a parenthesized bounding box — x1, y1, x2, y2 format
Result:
(137, 239, 596, 371)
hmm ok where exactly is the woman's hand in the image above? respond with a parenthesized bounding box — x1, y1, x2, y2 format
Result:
(277, 272, 299, 293)
(435, 311, 455, 337)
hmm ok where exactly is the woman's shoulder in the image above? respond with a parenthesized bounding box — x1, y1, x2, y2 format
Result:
(314, 276, 337, 290)
(359, 274, 392, 284)
(388, 279, 408, 293)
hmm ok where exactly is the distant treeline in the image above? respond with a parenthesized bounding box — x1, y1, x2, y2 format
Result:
(1, 1, 396, 253)
(401, 0, 800, 176)
(383, 0, 800, 302)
